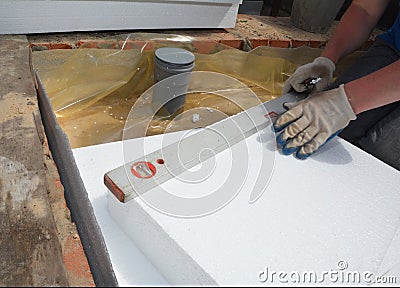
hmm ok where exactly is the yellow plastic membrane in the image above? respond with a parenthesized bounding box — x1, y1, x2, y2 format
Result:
(33, 34, 362, 149)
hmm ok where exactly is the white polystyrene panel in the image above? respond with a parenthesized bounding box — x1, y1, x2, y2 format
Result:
(73, 130, 400, 285)
(73, 140, 168, 286)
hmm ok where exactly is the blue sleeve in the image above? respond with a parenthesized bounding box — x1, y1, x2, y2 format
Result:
(378, 5, 400, 51)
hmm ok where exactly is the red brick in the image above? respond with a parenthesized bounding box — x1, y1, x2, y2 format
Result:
(77, 40, 98, 48)
(97, 41, 118, 49)
(62, 234, 95, 287)
(219, 39, 243, 50)
(30, 43, 50, 51)
(309, 40, 326, 48)
(50, 43, 73, 49)
(118, 40, 135, 50)
(269, 40, 291, 48)
(250, 39, 269, 48)
(291, 40, 309, 48)
(118, 40, 146, 50)
(191, 41, 226, 54)
(137, 41, 155, 52)
(77, 40, 118, 49)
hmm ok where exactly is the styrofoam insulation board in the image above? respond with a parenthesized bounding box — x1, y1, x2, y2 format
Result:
(72, 130, 400, 285)
(72, 138, 168, 286)
(377, 225, 400, 278)
(0, 0, 242, 34)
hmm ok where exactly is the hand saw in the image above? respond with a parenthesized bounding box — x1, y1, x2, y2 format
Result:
(104, 91, 308, 203)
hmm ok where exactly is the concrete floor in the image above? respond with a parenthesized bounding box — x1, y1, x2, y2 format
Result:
(0, 35, 94, 287)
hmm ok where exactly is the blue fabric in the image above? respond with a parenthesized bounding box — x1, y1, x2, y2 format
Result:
(378, 4, 400, 51)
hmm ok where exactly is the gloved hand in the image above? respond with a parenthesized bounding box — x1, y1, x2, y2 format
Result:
(274, 84, 356, 159)
(282, 56, 336, 94)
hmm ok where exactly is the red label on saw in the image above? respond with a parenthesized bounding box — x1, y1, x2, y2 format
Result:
(265, 111, 279, 120)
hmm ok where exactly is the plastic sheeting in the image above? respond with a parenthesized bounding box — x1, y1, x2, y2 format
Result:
(33, 33, 362, 149)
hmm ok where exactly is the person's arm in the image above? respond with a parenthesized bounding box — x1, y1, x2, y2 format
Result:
(282, 0, 392, 94)
(345, 60, 400, 114)
(273, 60, 400, 158)
(321, 0, 391, 64)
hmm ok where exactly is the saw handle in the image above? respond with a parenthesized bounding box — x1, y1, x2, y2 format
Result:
(281, 78, 321, 111)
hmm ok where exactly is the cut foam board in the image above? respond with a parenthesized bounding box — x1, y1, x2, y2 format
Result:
(0, 0, 242, 34)
(72, 140, 168, 286)
(72, 130, 400, 285)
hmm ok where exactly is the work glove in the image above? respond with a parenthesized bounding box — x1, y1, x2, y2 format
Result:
(282, 56, 336, 94)
(273, 84, 356, 159)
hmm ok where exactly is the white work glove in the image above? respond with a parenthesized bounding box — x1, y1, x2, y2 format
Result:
(282, 56, 336, 94)
(273, 84, 356, 159)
